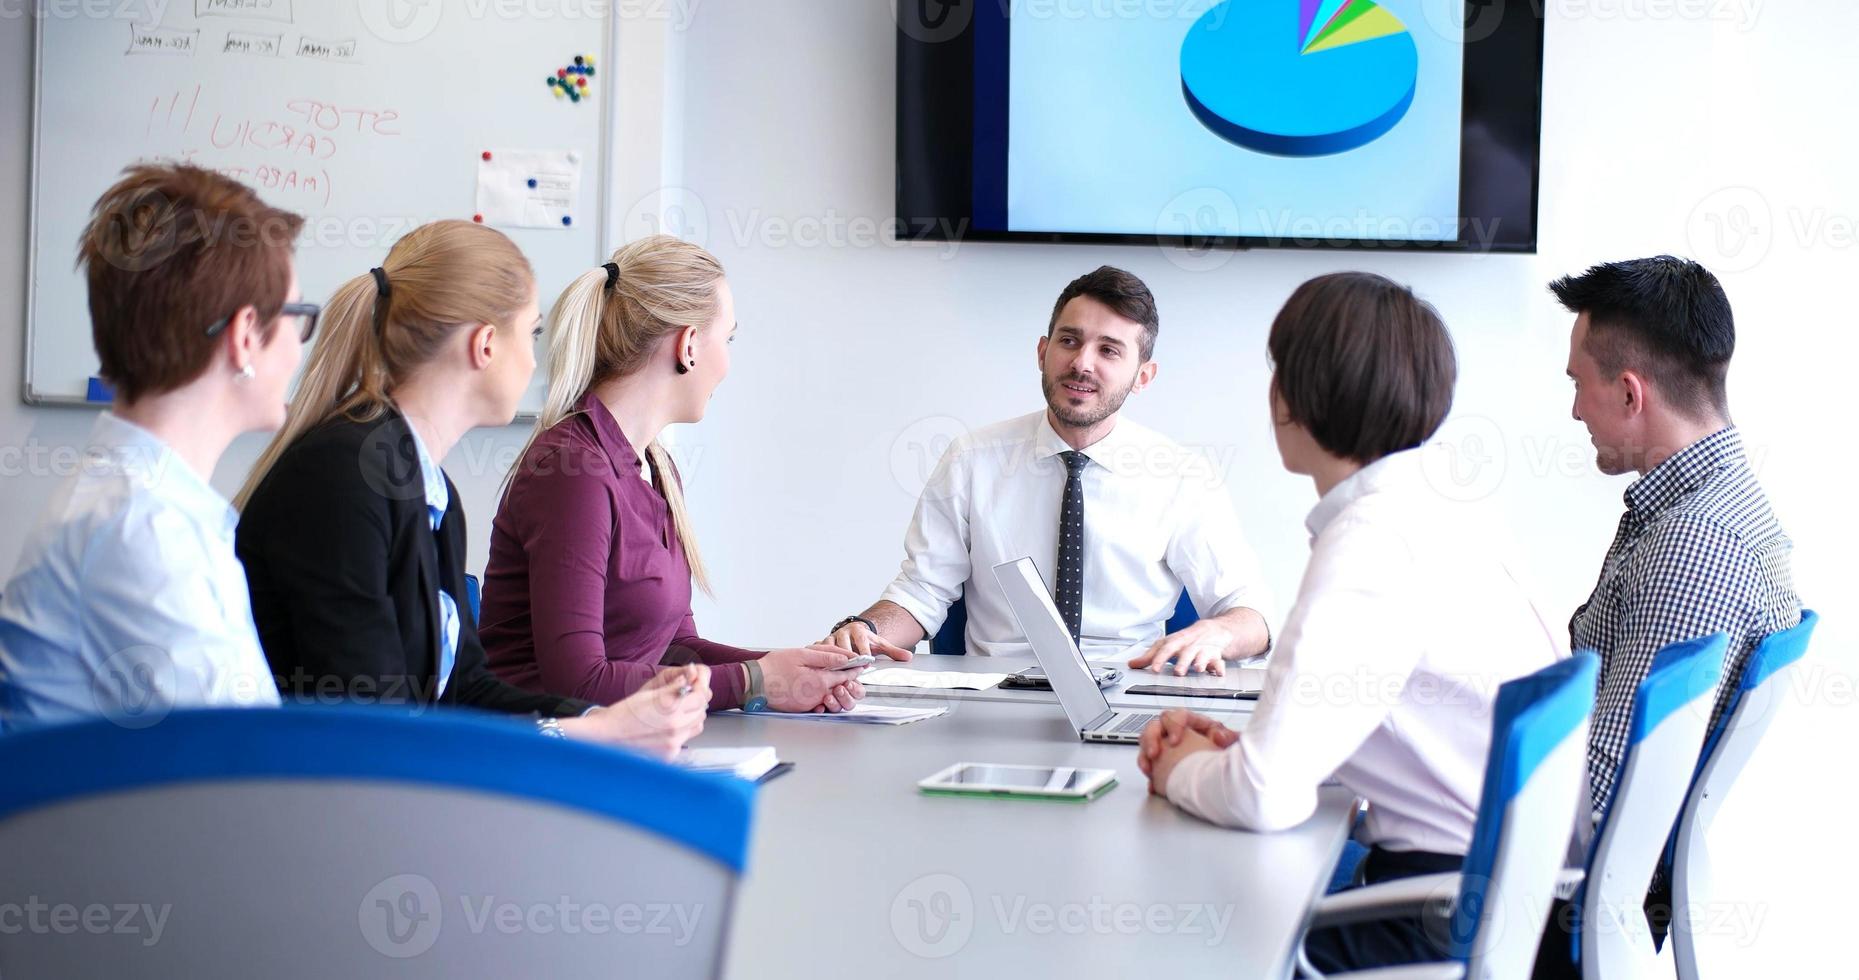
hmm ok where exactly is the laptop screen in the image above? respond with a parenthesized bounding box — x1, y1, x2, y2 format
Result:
(991, 557, 1114, 731)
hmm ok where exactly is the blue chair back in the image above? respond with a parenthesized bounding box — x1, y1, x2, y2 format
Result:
(1672, 610, 1818, 980)
(931, 588, 969, 656)
(464, 572, 482, 620)
(1574, 633, 1726, 979)
(931, 589, 1197, 655)
(0, 706, 753, 978)
(1451, 652, 1598, 976)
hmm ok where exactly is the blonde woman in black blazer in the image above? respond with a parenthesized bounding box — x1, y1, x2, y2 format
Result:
(236, 220, 707, 756)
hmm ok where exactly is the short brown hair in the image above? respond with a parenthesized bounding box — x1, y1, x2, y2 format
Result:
(78, 162, 304, 404)
(1268, 272, 1456, 464)
(1047, 266, 1160, 361)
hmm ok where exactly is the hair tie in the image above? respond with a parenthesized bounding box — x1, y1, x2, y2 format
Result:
(369, 267, 392, 334)
(602, 262, 620, 291)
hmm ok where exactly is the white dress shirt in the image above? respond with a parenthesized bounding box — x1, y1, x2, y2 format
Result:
(1165, 447, 1563, 855)
(880, 410, 1272, 658)
(0, 413, 279, 731)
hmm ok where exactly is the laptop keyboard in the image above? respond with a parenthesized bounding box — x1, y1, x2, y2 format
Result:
(1109, 712, 1157, 734)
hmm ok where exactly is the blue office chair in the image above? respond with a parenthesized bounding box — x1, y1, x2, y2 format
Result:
(1672, 611, 1818, 980)
(0, 706, 754, 978)
(464, 572, 482, 620)
(930, 588, 1198, 655)
(1293, 652, 1599, 979)
(1565, 633, 1726, 980)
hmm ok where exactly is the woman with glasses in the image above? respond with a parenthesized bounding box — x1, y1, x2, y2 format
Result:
(0, 163, 312, 730)
(232, 219, 708, 756)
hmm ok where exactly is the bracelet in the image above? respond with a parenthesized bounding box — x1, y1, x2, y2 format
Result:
(832, 614, 878, 636)
(743, 660, 768, 712)
(745, 659, 765, 699)
(535, 717, 567, 739)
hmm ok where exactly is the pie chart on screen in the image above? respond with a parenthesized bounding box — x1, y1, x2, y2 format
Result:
(1180, 0, 1420, 156)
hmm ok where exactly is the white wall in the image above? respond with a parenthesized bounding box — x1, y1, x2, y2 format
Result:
(1, 2, 1852, 971)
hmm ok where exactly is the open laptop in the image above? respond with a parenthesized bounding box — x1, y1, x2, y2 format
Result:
(991, 557, 1159, 744)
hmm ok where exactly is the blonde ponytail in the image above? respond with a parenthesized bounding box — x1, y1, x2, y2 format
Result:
(236, 219, 534, 509)
(514, 234, 725, 594)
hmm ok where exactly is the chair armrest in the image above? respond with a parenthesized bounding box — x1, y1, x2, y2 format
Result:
(1306, 871, 1461, 930)
(1326, 962, 1467, 980)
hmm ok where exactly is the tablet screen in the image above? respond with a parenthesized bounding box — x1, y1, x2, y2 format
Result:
(944, 764, 1087, 790)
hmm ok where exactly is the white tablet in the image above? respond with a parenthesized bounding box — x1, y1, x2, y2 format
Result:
(918, 762, 1118, 802)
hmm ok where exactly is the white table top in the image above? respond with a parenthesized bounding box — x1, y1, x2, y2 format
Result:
(700, 655, 1356, 979)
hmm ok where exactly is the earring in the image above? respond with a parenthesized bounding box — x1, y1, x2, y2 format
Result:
(235, 364, 255, 383)
(675, 361, 691, 375)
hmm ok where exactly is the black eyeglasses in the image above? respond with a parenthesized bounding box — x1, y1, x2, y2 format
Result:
(205, 301, 323, 343)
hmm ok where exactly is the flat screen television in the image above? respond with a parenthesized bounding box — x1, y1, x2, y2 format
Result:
(897, 0, 1544, 252)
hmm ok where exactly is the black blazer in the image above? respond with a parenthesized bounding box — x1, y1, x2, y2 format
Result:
(237, 410, 591, 718)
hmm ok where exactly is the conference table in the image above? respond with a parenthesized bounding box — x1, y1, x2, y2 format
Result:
(692, 653, 1359, 979)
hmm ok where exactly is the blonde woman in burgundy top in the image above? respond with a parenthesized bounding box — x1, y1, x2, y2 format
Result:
(481, 237, 868, 712)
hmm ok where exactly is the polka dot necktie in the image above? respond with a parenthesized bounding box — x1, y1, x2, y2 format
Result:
(1055, 450, 1088, 647)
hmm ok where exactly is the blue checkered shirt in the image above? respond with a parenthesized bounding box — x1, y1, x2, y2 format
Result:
(1570, 426, 1801, 816)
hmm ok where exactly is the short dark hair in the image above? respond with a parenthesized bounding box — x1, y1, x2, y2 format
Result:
(1047, 266, 1159, 361)
(1548, 255, 1733, 419)
(79, 162, 304, 404)
(1268, 272, 1456, 464)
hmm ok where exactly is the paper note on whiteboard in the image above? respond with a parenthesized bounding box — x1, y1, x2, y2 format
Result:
(476, 149, 583, 229)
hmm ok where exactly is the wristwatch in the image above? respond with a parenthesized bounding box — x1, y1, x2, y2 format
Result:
(743, 659, 768, 713)
(832, 614, 877, 635)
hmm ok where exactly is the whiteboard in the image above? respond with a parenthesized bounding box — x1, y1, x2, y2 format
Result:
(26, 1, 616, 414)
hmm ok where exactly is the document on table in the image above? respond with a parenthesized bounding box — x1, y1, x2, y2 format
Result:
(676, 746, 781, 780)
(731, 703, 947, 725)
(861, 667, 1009, 691)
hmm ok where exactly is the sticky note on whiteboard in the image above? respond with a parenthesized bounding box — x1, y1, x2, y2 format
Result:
(476, 149, 582, 230)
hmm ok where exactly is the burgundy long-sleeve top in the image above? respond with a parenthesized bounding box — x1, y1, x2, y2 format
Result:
(480, 393, 760, 708)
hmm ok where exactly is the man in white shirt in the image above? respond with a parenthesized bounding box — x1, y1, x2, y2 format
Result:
(1140, 272, 1561, 972)
(825, 266, 1273, 670)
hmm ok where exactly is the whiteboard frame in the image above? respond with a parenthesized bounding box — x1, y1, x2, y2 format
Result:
(21, 8, 621, 419)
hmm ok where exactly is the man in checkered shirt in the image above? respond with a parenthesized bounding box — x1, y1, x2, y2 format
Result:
(1554, 256, 1801, 818)
(1543, 255, 1801, 967)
